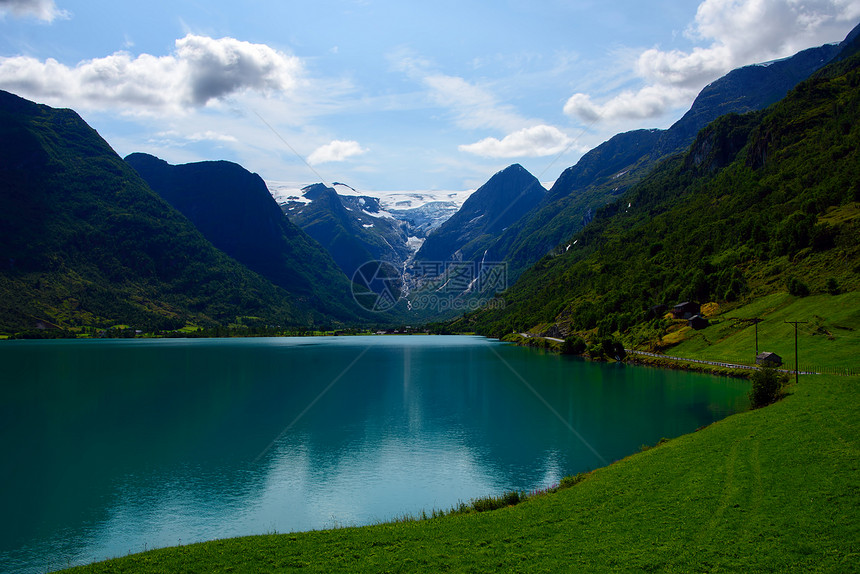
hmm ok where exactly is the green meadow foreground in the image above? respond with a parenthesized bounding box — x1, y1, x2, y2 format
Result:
(60, 369, 858, 573)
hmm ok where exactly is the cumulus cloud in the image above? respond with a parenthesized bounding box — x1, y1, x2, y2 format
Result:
(459, 125, 572, 158)
(641, 0, 860, 87)
(176, 35, 300, 106)
(564, 85, 694, 123)
(0, 34, 302, 113)
(307, 140, 368, 164)
(0, 0, 67, 22)
(403, 62, 571, 158)
(565, 0, 860, 123)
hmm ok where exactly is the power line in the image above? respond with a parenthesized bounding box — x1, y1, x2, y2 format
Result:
(252, 110, 332, 188)
(784, 320, 808, 385)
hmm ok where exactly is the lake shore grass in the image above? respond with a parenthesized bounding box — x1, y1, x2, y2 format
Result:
(59, 370, 858, 573)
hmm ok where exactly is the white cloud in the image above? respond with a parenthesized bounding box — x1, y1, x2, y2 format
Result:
(564, 0, 860, 123)
(396, 55, 578, 159)
(187, 130, 239, 143)
(564, 85, 695, 123)
(307, 140, 368, 164)
(459, 125, 572, 158)
(641, 0, 860, 87)
(176, 35, 301, 106)
(0, 0, 68, 22)
(688, 0, 860, 61)
(152, 130, 239, 145)
(391, 50, 532, 132)
(422, 73, 527, 132)
(0, 34, 302, 113)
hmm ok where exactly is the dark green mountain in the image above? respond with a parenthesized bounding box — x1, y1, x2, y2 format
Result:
(0, 90, 330, 333)
(485, 38, 848, 281)
(460, 37, 860, 341)
(484, 130, 663, 278)
(125, 153, 370, 322)
(412, 163, 544, 269)
(653, 42, 842, 158)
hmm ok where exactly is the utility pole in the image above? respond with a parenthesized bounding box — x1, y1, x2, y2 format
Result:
(784, 320, 808, 385)
(736, 318, 762, 360)
(752, 318, 761, 357)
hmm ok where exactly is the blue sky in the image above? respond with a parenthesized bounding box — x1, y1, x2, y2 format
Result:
(1, 0, 858, 192)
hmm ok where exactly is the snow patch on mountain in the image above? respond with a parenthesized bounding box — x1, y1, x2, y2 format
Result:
(267, 180, 475, 236)
(266, 181, 307, 203)
(267, 180, 474, 211)
(406, 235, 425, 252)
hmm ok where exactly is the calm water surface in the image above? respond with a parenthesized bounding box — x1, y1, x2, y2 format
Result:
(0, 336, 749, 572)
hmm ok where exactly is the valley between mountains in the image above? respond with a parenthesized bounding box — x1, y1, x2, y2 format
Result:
(1, 24, 858, 347)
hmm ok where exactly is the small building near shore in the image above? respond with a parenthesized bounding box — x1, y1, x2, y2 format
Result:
(673, 301, 700, 320)
(756, 351, 783, 367)
(688, 315, 709, 330)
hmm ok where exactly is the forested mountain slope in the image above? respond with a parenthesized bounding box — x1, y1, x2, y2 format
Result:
(483, 39, 847, 282)
(0, 91, 339, 334)
(126, 154, 372, 323)
(461, 44, 860, 341)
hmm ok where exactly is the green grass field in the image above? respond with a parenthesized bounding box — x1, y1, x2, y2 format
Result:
(60, 368, 858, 573)
(663, 292, 859, 373)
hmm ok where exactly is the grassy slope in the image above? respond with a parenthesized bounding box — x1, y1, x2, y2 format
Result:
(62, 371, 858, 573)
(659, 291, 859, 372)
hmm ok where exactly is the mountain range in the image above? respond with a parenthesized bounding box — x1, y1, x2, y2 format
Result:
(456, 27, 860, 341)
(0, 92, 384, 333)
(124, 153, 373, 323)
(280, 34, 848, 297)
(274, 183, 468, 239)
(0, 23, 857, 336)
(0, 91, 300, 331)
(480, 41, 846, 282)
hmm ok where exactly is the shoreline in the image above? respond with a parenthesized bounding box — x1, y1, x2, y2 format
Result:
(55, 371, 858, 573)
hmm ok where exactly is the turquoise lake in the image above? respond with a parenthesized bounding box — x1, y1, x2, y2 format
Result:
(0, 335, 749, 572)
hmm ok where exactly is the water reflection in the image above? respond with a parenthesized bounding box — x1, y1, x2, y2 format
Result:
(0, 336, 748, 572)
